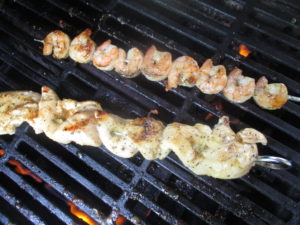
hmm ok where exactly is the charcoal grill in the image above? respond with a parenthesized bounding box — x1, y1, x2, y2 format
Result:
(0, 0, 300, 224)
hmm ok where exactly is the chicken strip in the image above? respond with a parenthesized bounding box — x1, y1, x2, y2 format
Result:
(37, 86, 102, 146)
(95, 111, 167, 160)
(0, 86, 271, 179)
(162, 117, 267, 179)
(0, 91, 40, 135)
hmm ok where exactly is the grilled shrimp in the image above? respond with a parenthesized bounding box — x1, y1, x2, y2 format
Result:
(43, 30, 70, 59)
(114, 48, 143, 78)
(69, 29, 96, 63)
(0, 91, 40, 135)
(223, 68, 255, 103)
(196, 59, 227, 94)
(166, 56, 200, 90)
(141, 45, 172, 81)
(253, 76, 288, 110)
(93, 40, 119, 71)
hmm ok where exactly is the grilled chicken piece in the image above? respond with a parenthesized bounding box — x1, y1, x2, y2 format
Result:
(0, 91, 40, 135)
(37, 86, 102, 146)
(162, 116, 267, 179)
(95, 112, 166, 159)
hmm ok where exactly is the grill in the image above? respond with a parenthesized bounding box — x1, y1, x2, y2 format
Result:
(0, 0, 300, 224)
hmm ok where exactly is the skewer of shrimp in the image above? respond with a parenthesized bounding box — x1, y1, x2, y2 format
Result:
(41, 30, 299, 110)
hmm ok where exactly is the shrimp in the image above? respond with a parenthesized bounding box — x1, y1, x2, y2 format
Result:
(93, 40, 119, 71)
(253, 76, 288, 110)
(196, 59, 227, 94)
(223, 68, 255, 103)
(114, 47, 143, 78)
(69, 29, 96, 63)
(141, 45, 172, 81)
(43, 30, 70, 59)
(166, 56, 200, 90)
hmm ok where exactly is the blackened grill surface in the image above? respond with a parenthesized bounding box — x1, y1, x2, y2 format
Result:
(0, 0, 300, 224)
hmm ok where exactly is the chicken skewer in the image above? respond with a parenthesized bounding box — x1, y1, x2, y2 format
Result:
(41, 30, 299, 110)
(0, 87, 292, 179)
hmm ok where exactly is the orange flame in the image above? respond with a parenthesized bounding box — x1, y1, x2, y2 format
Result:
(116, 215, 126, 225)
(205, 102, 223, 121)
(8, 160, 42, 183)
(239, 44, 251, 57)
(0, 149, 5, 156)
(67, 201, 99, 225)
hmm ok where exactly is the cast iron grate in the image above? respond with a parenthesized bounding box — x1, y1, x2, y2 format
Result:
(0, 0, 300, 224)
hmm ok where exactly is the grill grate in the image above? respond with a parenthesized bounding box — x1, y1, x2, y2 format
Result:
(0, 0, 300, 224)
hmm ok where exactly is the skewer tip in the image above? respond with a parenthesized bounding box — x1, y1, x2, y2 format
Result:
(255, 156, 292, 170)
(34, 39, 44, 44)
(288, 95, 300, 103)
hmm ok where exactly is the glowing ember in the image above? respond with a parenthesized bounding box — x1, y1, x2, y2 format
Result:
(0, 149, 5, 156)
(68, 201, 99, 225)
(213, 102, 223, 111)
(115, 215, 126, 225)
(239, 44, 251, 57)
(229, 118, 241, 124)
(8, 160, 42, 183)
(205, 113, 213, 121)
(7, 159, 101, 225)
(145, 209, 152, 217)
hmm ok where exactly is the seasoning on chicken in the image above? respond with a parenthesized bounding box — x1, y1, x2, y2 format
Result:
(166, 56, 200, 90)
(162, 116, 267, 179)
(36, 86, 102, 147)
(141, 45, 172, 81)
(95, 112, 165, 160)
(43, 30, 70, 59)
(223, 68, 255, 103)
(93, 40, 119, 71)
(115, 47, 143, 78)
(253, 76, 288, 110)
(196, 59, 227, 94)
(0, 91, 40, 135)
(69, 29, 96, 63)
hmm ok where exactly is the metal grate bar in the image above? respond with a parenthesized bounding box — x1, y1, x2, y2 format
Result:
(19, 136, 116, 205)
(0, 184, 45, 225)
(2, 166, 73, 224)
(119, 0, 218, 51)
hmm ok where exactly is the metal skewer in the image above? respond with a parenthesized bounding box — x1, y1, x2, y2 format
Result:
(288, 95, 300, 103)
(34, 39, 44, 44)
(255, 156, 292, 170)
